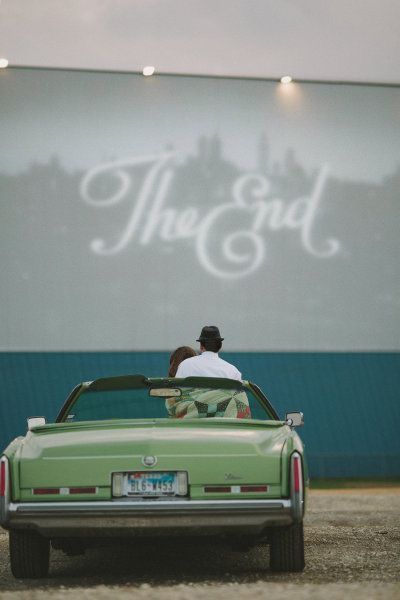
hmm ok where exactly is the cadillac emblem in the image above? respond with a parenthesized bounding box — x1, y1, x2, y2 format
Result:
(142, 455, 157, 467)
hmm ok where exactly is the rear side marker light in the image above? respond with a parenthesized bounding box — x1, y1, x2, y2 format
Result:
(33, 488, 60, 495)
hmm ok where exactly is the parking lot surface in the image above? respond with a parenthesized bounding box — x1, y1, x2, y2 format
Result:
(0, 489, 399, 599)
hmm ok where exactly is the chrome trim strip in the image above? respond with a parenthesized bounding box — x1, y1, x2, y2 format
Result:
(9, 498, 291, 513)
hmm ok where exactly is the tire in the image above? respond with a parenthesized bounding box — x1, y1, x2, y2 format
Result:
(9, 529, 50, 578)
(269, 522, 305, 572)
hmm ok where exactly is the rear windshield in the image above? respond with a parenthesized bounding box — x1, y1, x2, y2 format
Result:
(64, 386, 273, 422)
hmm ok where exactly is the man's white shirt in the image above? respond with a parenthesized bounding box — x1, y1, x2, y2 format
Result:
(175, 351, 242, 381)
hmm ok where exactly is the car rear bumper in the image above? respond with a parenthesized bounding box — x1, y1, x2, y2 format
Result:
(3, 498, 295, 538)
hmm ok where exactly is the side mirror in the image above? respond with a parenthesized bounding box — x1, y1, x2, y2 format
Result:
(285, 411, 304, 428)
(27, 416, 46, 430)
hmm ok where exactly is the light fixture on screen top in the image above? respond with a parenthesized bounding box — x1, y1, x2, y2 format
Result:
(280, 75, 293, 84)
(0, 58, 9, 69)
(142, 66, 155, 76)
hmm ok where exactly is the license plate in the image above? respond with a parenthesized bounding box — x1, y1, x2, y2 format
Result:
(127, 472, 177, 496)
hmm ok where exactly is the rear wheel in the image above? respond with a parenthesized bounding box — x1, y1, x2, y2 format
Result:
(269, 522, 305, 572)
(9, 529, 50, 578)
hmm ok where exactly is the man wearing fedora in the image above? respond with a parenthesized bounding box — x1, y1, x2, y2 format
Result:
(175, 325, 242, 381)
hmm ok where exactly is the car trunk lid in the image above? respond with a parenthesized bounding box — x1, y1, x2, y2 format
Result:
(19, 420, 288, 492)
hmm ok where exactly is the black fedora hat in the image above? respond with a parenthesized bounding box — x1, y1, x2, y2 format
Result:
(196, 325, 224, 342)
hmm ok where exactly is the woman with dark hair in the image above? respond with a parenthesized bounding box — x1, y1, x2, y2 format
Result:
(168, 346, 197, 377)
(166, 346, 197, 418)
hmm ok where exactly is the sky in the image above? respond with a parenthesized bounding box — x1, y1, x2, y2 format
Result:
(1, 0, 400, 84)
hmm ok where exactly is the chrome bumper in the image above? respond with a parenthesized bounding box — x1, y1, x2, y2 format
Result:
(3, 498, 294, 537)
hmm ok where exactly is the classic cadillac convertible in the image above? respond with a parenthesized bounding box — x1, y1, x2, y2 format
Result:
(0, 375, 307, 577)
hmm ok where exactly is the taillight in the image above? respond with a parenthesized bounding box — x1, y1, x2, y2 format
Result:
(0, 456, 10, 525)
(0, 458, 7, 497)
(290, 452, 304, 522)
(293, 454, 301, 493)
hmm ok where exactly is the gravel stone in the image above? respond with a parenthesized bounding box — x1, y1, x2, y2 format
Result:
(0, 489, 399, 599)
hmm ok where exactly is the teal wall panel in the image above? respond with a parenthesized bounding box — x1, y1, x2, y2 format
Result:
(0, 352, 399, 478)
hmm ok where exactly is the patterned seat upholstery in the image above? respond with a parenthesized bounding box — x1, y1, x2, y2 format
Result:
(166, 389, 251, 419)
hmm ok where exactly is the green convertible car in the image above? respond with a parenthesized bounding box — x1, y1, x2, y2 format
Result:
(0, 375, 307, 578)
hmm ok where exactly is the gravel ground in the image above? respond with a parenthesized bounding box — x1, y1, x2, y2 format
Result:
(0, 489, 399, 599)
